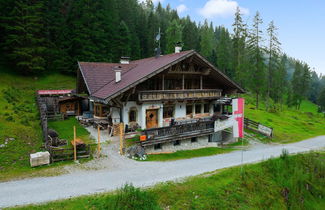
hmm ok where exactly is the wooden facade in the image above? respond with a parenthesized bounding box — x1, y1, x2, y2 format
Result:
(139, 89, 222, 102)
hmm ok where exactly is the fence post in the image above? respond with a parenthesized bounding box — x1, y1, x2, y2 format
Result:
(73, 126, 77, 161)
(119, 123, 124, 155)
(97, 126, 101, 158)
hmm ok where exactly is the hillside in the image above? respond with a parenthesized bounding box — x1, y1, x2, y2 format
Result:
(244, 94, 325, 143)
(0, 69, 75, 180)
(12, 152, 325, 210)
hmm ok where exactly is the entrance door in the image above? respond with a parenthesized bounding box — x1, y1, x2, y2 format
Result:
(146, 109, 158, 129)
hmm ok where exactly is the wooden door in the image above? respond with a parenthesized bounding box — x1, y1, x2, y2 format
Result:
(146, 109, 158, 129)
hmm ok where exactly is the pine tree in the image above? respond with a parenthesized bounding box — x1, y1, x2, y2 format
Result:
(200, 20, 215, 62)
(317, 87, 325, 113)
(182, 16, 199, 51)
(267, 21, 281, 103)
(3, 0, 46, 74)
(216, 27, 233, 77)
(247, 11, 266, 109)
(232, 7, 248, 86)
(165, 19, 183, 53)
(115, 21, 132, 58)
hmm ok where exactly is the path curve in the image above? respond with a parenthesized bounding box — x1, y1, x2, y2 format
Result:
(0, 135, 324, 208)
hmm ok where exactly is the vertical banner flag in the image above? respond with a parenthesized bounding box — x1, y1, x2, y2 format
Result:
(232, 98, 244, 138)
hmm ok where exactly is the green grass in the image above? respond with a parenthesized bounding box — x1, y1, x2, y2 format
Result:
(144, 147, 236, 161)
(244, 94, 325, 143)
(48, 117, 93, 145)
(0, 67, 76, 181)
(12, 152, 325, 210)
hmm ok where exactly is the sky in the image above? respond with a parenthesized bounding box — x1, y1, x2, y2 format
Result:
(147, 0, 325, 75)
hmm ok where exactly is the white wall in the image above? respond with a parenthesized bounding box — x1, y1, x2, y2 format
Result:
(122, 101, 141, 125)
(175, 102, 186, 119)
(111, 107, 121, 124)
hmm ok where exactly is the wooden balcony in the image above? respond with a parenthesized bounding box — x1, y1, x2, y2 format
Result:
(141, 118, 215, 146)
(138, 89, 222, 102)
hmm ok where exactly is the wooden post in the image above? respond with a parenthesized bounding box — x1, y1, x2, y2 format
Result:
(200, 75, 203, 90)
(119, 123, 124, 155)
(162, 74, 165, 90)
(73, 126, 77, 161)
(97, 126, 101, 158)
(182, 74, 185, 90)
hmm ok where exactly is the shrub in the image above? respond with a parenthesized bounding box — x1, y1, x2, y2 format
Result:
(104, 184, 160, 210)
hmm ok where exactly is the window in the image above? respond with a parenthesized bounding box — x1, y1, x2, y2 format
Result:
(204, 104, 210, 113)
(129, 109, 137, 122)
(214, 104, 221, 113)
(186, 105, 193, 115)
(163, 105, 174, 118)
(208, 134, 212, 142)
(94, 103, 108, 117)
(154, 143, 162, 150)
(191, 137, 197, 143)
(173, 140, 181, 146)
(195, 104, 201, 114)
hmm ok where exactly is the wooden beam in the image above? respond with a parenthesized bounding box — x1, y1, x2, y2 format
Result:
(182, 74, 185, 90)
(162, 74, 165, 90)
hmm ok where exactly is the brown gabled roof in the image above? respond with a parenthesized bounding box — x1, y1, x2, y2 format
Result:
(78, 62, 137, 94)
(78, 50, 244, 102)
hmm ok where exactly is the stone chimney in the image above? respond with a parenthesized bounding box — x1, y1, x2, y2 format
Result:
(120, 56, 130, 64)
(114, 66, 122, 83)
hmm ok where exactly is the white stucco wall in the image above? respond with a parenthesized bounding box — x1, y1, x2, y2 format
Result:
(122, 101, 214, 129)
(175, 102, 186, 119)
(122, 101, 141, 125)
(111, 107, 121, 124)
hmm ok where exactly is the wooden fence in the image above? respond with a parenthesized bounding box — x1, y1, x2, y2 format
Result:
(36, 95, 48, 144)
(49, 145, 91, 162)
(244, 118, 273, 137)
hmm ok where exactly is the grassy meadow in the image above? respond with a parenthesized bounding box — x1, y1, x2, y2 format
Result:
(144, 147, 236, 161)
(244, 94, 325, 143)
(0, 68, 76, 181)
(12, 152, 325, 210)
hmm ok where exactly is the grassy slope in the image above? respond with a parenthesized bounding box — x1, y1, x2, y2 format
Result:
(144, 147, 235, 161)
(0, 68, 76, 181)
(12, 152, 325, 210)
(244, 94, 325, 143)
(48, 117, 93, 145)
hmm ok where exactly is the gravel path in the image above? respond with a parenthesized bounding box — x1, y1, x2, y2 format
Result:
(0, 135, 324, 208)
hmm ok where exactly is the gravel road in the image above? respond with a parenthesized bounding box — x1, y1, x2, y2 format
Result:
(0, 135, 324, 208)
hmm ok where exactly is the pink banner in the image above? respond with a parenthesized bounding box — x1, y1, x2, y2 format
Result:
(232, 98, 244, 138)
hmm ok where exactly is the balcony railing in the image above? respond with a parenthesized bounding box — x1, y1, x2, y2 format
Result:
(141, 118, 215, 146)
(138, 89, 222, 102)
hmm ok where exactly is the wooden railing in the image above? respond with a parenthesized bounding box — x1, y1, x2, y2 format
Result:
(138, 89, 222, 102)
(141, 118, 215, 145)
(244, 118, 273, 137)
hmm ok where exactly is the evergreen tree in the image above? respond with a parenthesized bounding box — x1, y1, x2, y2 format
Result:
(165, 19, 183, 53)
(247, 11, 266, 109)
(216, 27, 233, 77)
(232, 7, 248, 86)
(317, 87, 325, 113)
(115, 21, 132, 58)
(200, 20, 215, 63)
(182, 16, 199, 51)
(267, 21, 281, 103)
(3, 0, 46, 74)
